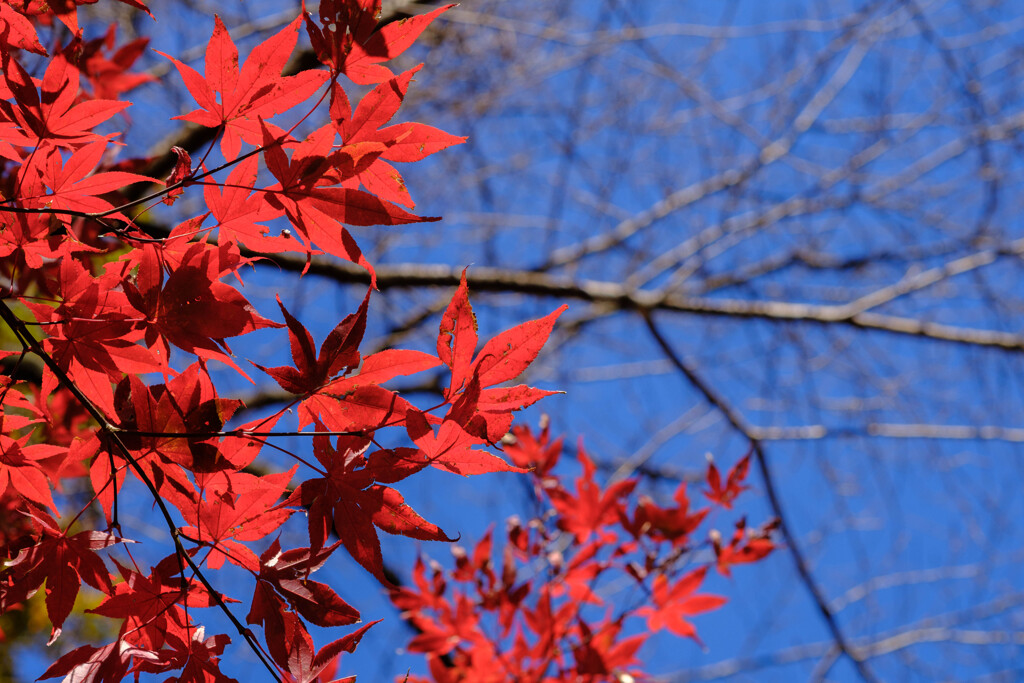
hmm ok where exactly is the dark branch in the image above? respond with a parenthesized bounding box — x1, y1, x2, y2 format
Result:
(641, 309, 881, 683)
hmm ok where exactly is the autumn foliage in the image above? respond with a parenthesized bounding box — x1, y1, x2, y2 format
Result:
(0, 1, 774, 681)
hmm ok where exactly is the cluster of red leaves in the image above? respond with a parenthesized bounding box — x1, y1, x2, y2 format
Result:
(0, 1, 775, 681)
(392, 423, 778, 682)
(0, 0, 548, 680)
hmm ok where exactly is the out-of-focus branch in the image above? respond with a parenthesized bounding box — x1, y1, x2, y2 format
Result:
(278, 258, 1024, 352)
(744, 423, 1024, 443)
(668, 591, 1024, 682)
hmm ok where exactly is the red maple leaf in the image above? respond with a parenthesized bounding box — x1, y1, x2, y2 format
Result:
(162, 146, 192, 206)
(712, 517, 779, 577)
(437, 269, 478, 400)
(405, 393, 527, 476)
(178, 469, 296, 572)
(390, 555, 449, 616)
(16, 140, 155, 226)
(635, 567, 726, 643)
(437, 270, 568, 397)
(0, 210, 87, 269)
(0, 432, 63, 513)
(549, 440, 635, 544)
(0, 46, 129, 152)
(121, 238, 281, 374)
(306, 1, 454, 84)
(248, 541, 360, 648)
(254, 292, 369, 395)
(149, 626, 236, 683)
(259, 120, 433, 279)
(38, 639, 164, 683)
(0, 5, 47, 55)
(631, 480, 709, 546)
(254, 290, 442, 435)
(113, 364, 243, 468)
(285, 432, 452, 583)
(0, 507, 127, 643)
(90, 554, 219, 650)
(80, 25, 156, 101)
(503, 420, 564, 482)
(24, 258, 164, 415)
(572, 619, 645, 678)
(2, 0, 151, 42)
(328, 68, 466, 207)
(205, 155, 299, 253)
(704, 452, 751, 509)
(158, 14, 329, 160)
(268, 611, 377, 683)
(399, 274, 567, 475)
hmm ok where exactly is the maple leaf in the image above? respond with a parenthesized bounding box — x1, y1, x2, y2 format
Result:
(0, 5, 47, 55)
(554, 541, 607, 607)
(450, 530, 496, 585)
(271, 611, 378, 683)
(503, 422, 563, 484)
(0, 211, 87, 269)
(205, 155, 299, 253)
(390, 555, 449, 616)
(90, 554, 219, 650)
(299, 383, 424, 436)
(254, 291, 369, 395)
(285, 433, 453, 583)
(712, 518, 779, 577)
(406, 400, 527, 477)
(248, 540, 360, 643)
(704, 452, 751, 509)
(80, 25, 156, 100)
(436, 271, 567, 402)
(24, 258, 164, 415)
(0, 376, 45, 431)
(306, 1, 454, 84)
(0, 46, 129, 151)
(154, 626, 237, 683)
(2, 0, 151, 43)
(437, 269, 477, 399)
(572, 619, 645, 678)
(0, 432, 63, 513)
(122, 239, 282, 374)
(422, 273, 567, 458)
(0, 508, 128, 643)
(471, 305, 568, 390)
(259, 291, 441, 434)
(16, 139, 155, 226)
(635, 567, 726, 643)
(259, 120, 434, 279)
(162, 146, 192, 205)
(159, 14, 329, 160)
(93, 365, 251, 525)
(178, 469, 296, 572)
(113, 363, 245, 475)
(354, 348, 445, 387)
(38, 640, 165, 683)
(521, 588, 577, 662)
(298, 350, 441, 435)
(549, 440, 635, 544)
(631, 481, 709, 546)
(328, 68, 466, 206)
